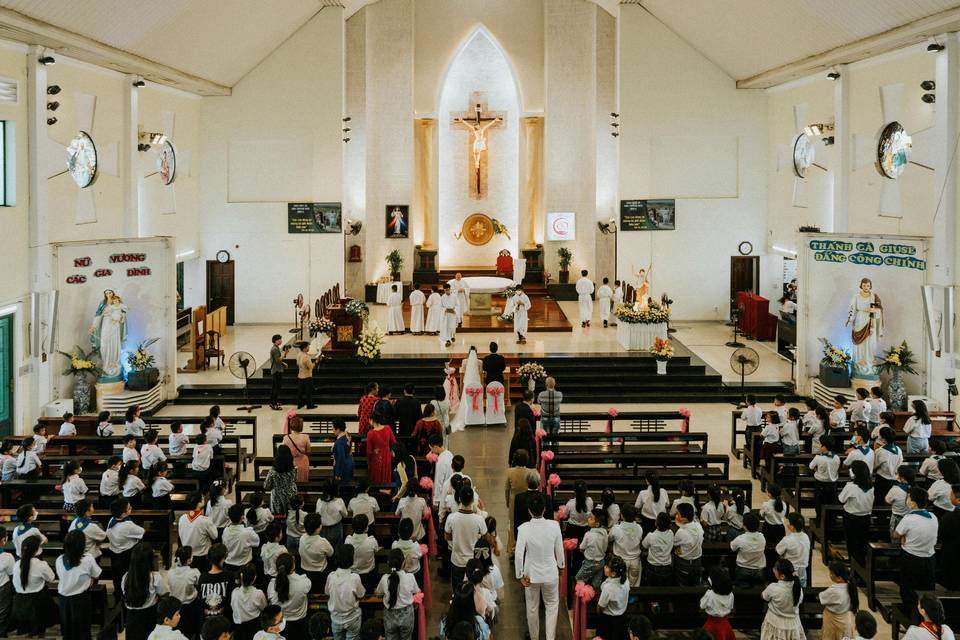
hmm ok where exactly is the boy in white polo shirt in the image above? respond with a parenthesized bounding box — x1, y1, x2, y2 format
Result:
(894, 487, 939, 613)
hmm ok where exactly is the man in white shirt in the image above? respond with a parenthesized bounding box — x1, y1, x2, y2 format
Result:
(597, 278, 614, 328)
(386, 284, 405, 335)
(575, 270, 595, 328)
(439, 285, 458, 348)
(515, 493, 564, 640)
(894, 488, 939, 613)
(444, 486, 486, 586)
(447, 273, 470, 324)
(409, 285, 426, 335)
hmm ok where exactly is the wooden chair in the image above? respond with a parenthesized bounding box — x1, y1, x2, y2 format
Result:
(203, 330, 224, 370)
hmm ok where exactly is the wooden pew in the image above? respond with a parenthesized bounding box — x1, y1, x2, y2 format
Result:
(545, 452, 730, 478)
(542, 430, 707, 455)
(888, 592, 960, 640)
(809, 504, 892, 564)
(550, 479, 755, 514)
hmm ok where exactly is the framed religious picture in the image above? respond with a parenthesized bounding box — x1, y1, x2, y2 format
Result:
(385, 205, 410, 238)
(546, 212, 576, 241)
(620, 199, 676, 231)
(288, 203, 342, 233)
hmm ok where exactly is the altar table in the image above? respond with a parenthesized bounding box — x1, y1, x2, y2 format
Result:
(376, 282, 397, 304)
(617, 322, 668, 351)
(461, 276, 514, 316)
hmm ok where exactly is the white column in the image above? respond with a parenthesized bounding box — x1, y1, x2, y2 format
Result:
(26, 46, 52, 414)
(832, 64, 850, 233)
(123, 75, 140, 237)
(927, 33, 960, 405)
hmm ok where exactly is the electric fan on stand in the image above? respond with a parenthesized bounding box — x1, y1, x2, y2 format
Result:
(730, 347, 759, 404)
(726, 304, 746, 348)
(228, 351, 262, 413)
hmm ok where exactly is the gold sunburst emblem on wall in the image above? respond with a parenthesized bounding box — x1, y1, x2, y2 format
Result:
(460, 213, 495, 246)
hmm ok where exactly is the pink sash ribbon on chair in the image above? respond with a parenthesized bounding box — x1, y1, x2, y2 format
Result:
(420, 543, 432, 608)
(423, 509, 438, 558)
(413, 592, 427, 640)
(573, 581, 596, 640)
(487, 386, 505, 413)
(679, 407, 691, 433)
(547, 473, 561, 497)
(560, 537, 578, 601)
(605, 408, 618, 434)
(466, 387, 483, 412)
(539, 450, 555, 489)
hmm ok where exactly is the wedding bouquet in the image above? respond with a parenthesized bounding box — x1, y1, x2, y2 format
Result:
(650, 337, 674, 361)
(517, 362, 547, 381)
(819, 338, 852, 368)
(310, 318, 335, 337)
(877, 341, 918, 375)
(355, 327, 383, 364)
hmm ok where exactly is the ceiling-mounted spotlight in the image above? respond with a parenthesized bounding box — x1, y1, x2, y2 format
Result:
(46, 101, 59, 111)
(611, 122, 620, 128)
(610, 112, 620, 118)
(46, 85, 61, 95)
(826, 72, 840, 81)
(922, 93, 936, 104)
(38, 55, 55, 65)
(343, 127, 351, 132)
(46, 117, 57, 126)
(928, 42, 945, 53)
(611, 132, 619, 137)
(137, 143, 151, 152)
(132, 79, 145, 88)
(342, 116, 352, 122)
(343, 137, 351, 143)
(804, 125, 821, 136)
(822, 136, 835, 146)
(921, 80, 936, 91)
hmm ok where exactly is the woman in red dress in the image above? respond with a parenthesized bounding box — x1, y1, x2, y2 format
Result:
(284, 414, 311, 483)
(365, 415, 396, 485)
(412, 403, 442, 456)
(357, 382, 379, 436)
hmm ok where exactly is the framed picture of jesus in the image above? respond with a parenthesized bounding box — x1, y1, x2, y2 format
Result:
(385, 205, 410, 238)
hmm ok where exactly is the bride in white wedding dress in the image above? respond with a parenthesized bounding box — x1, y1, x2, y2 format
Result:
(450, 346, 484, 432)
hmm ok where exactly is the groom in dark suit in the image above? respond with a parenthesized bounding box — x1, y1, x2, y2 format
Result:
(482, 341, 506, 385)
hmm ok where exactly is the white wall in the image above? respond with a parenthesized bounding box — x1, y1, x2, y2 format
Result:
(414, 0, 544, 114)
(617, 5, 768, 321)
(198, 9, 344, 323)
(438, 30, 519, 267)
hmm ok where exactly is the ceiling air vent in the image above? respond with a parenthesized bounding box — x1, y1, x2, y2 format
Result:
(0, 77, 18, 104)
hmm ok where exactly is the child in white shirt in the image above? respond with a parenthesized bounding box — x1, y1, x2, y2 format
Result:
(167, 546, 202, 638)
(609, 504, 643, 586)
(576, 509, 609, 589)
(391, 518, 424, 575)
(121, 435, 140, 465)
(919, 440, 948, 481)
(642, 512, 675, 585)
(98, 456, 122, 509)
(700, 486, 727, 542)
(885, 465, 915, 541)
(222, 504, 260, 570)
(0, 441, 16, 482)
(168, 422, 190, 457)
(868, 387, 886, 428)
(346, 514, 381, 592)
(700, 566, 735, 640)
(260, 522, 289, 580)
(349, 484, 380, 526)
(58, 412, 77, 436)
(124, 406, 146, 436)
(60, 461, 88, 513)
(285, 495, 306, 552)
(31, 424, 50, 456)
(299, 513, 334, 593)
(776, 513, 811, 586)
(741, 395, 763, 428)
(140, 430, 166, 471)
(232, 563, 268, 639)
(14, 437, 40, 479)
(596, 556, 631, 640)
(96, 411, 114, 437)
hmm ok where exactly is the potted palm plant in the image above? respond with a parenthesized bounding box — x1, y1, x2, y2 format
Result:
(557, 247, 573, 284)
(386, 250, 403, 282)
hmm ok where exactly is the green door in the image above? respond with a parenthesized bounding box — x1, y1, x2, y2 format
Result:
(0, 315, 11, 436)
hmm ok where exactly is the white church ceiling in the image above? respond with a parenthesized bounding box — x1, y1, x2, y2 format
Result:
(0, 0, 958, 91)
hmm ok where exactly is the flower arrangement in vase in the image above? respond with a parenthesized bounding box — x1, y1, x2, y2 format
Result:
(58, 346, 102, 414)
(818, 338, 852, 387)
(355, 327, 384, 364)
(650, 337, 673, 375)
(517, 362, 547, 392)
(877, 341, 917, 410)
(126, 337, 160, 391)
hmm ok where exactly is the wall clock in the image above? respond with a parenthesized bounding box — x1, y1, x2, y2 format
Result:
(791, 133, 815, 179)
(876, 121, 912, 179)
(216, 250, 231, 263)
(66, 131, 98, 188)
(157, 140, 176, 186)
(738, 241, 753, 256)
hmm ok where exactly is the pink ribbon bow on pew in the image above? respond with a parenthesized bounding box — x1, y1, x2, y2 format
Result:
(573, 581, 597, 640)
(419, 543, 432, 608)
(422, 508, 438, 558)
(539, 449, 555, 489)
(535, 427, 547, 462)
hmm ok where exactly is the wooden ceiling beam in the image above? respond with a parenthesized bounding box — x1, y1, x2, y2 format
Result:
(0, 6, 231, 96)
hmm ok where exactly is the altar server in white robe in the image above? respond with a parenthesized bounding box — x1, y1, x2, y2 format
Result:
(440, 284, 459, 347)
(576, 270, 595, 328)
(409, 285, 426, 335)
(448, 273, 470, 323)
(513, 284, 531, 344)
(425, 287, 442, 335)
(386, 284, 405, 334)
(597, 278, 614, 328)
(611, 280, 623, 326)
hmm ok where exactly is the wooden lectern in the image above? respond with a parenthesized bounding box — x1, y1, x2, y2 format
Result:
(325, 299, 363, 353)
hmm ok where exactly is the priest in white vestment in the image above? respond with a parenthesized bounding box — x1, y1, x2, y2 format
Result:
(386, 284, 405, 334)
(575, 270, 595, 327)
(440, 285, 459, 347)
(597, 278, 613, 328)
(424, 287, 442, 335)
(451, 347, 485, 431)
(448, 273, 470, 323)
(513, 285, 531, 344)
(611, 280, 623, 326)
(409, 285, 425, 334)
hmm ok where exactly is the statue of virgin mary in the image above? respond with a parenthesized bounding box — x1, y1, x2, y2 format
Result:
(90, 289, 128, 380)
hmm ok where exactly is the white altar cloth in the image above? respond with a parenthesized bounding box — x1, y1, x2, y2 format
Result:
(376, 282, 398, 304)
(461, 276, 514, 294)
(514, 258, 526, 283)
(617, 322, 668, 351)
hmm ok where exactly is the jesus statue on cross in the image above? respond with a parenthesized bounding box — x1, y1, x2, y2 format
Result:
(450, 91, 504, 200)
(455, 113, 502, 170)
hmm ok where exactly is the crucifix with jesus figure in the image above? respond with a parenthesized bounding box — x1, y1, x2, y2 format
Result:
(450, 91, 504, 199)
